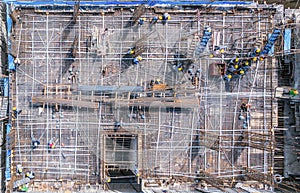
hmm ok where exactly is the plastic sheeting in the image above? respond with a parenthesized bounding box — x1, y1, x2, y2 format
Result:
(284, 28, 291, 53)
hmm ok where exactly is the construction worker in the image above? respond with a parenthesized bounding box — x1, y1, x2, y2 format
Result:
(214, 46, 227, 55)
(238, 70, 245, 76)
(289, 88, 299, 97)
(149, 79, 155, 87)
(233, 57, 239, 63)
(12, 107, 22, 118)
(177, 66, 183, 72)
(134, 166, 140, 177)
(48, 139, 55, 152)
(114, 121, 121, 132)
(49, 142, 55, 149)
(127, 47, 135, 55)
(155, 79, 161, 84)
(187, 69, 193, 76)
(105, 176, 111, 183)
(160, 13, 170, 25)
(138, 18, 146, 25)
(150, 15, 158, 25)
(238, 114, 245, 120)
(242, 60, 251, 72)
(16, 164, 23, 175)
(244, 60, 250, 66)
(32, 139, 40, 149)
(223, 74, 232, 82)
(206, 26, 212, 33)
(195, 68, 201, 75)
(241, 103, 247, 112)
(259, 56, 265, 61)
(219, 47, 226, 53)
(174, 62, 183, 72)
(14, 58, 21, 66)
(254, 47, 261, 55)
(133, 55, 142, 65)
(241, 103, 251, 112)
(18, 184, 29, 192)
(227, 64, 235, 74)
(248, 47, 260, 58)
(25, 171, 35, 179)
(12, 106, 17, 114)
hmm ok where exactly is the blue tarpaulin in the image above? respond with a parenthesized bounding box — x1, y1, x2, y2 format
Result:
(6, 123, 11, 133)
(8, 54, 15, 71)
(3, 0, 254, 7)
(3, 78, 9, 97)
(195, 27, 212, 57)
(284, 28, 291, 53)
(261, 28, 280, 56)
(268, 33, 275, 56)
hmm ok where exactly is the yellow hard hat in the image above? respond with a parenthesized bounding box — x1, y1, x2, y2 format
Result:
(156, 79, 160, 82)
(158, 16, 163, 20)
(228, 74, 232, 79)
(234, 65, 239, 69)
(142, 18, 146, 21)
(130, 50, 135, 54)
(240, 70, 244, 74)
(178, 67, 183, 71)
(259, 56, 264, 61)
(235, 58, 239, 62)
(12, 107, 17, 111)
(294, 90, 299, 95)
(256, 48, 261, 53)
(253, 57, 257, 61)
(167, 16, 171, 20)
(245, 61, 249, 66)
(137, 56, 142, 61)
(107, 177, 111, 183)
(209, 54, 214, 58)
(220, 49, 225, 53)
